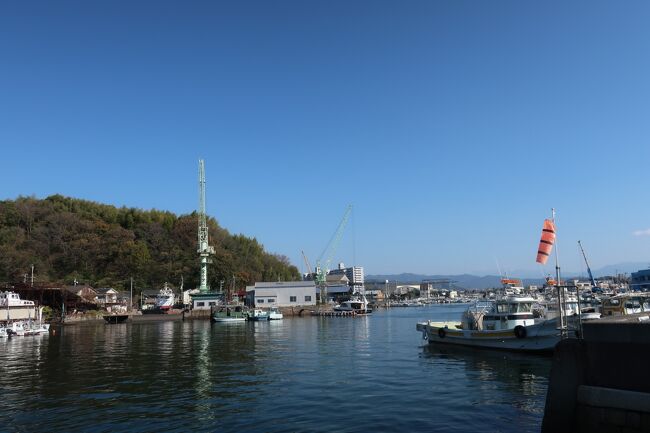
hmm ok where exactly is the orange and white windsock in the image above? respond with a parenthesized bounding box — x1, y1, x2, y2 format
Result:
(536, 219, 556, 265)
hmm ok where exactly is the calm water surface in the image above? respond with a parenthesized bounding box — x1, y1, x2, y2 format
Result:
(0, 305, 550, 432)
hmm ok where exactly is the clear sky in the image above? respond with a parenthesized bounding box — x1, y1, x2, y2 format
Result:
(2, 1, 650, 277)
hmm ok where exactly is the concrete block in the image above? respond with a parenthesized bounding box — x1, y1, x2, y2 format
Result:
(578, 385, 650, 413)
(641, 413, 650, 430)
(605, 409, 627, 426)
(626, 412, 641, 429)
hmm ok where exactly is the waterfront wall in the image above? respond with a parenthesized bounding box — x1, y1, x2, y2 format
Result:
(542, 314, 650, 433)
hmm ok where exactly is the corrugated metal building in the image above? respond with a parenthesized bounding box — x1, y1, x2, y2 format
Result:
(246, 281, 316, 307)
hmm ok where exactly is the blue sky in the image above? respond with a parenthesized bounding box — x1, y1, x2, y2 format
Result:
(2, 1, 650, 277)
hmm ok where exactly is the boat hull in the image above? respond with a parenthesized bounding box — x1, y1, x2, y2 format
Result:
(416, 319, 560, 353)
(211, 317, 246, 323)
(103, 315, 129, 324)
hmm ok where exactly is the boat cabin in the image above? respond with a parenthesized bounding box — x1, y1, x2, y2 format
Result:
(462, 296, 535, 331)
(601, 294, 650, 316)
(0, 292, 35, 307)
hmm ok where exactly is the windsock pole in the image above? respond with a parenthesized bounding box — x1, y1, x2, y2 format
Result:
(551, 208, 567, 338)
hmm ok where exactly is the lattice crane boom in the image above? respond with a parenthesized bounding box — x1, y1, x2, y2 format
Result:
(315, 204, 353, 286)
(198, 159, 215, 292)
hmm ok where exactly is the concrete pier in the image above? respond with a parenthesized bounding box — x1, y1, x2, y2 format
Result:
(542, 312, 650, 433)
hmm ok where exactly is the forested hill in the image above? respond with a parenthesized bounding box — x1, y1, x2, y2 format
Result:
(0, 195, 300, 291)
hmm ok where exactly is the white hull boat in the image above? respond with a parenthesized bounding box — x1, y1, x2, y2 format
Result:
(155, 283, 175, 311)
(416, 295, 562, 353)
(333, 295, 372, 314)
(4, 321, 50, 337)
(212, 317, 246, 323)
(268, 308, 283, 320)
(248, 309, 269, 321)
(416, 318, 560, 353)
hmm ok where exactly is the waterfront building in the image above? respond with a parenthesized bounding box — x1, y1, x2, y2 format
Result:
(320, 284, 350, 303)
(95, 288, 119, 306)
(64, 285, 98, 304)
(328, 263, 364, 293)
(630, 268, 650, 291)
(395, 284, 419, 296)
(246, 281, 316, 307)
(365, 289, 385, 302)
(420, 279, 454, 298)
(191, 292, 222, 310)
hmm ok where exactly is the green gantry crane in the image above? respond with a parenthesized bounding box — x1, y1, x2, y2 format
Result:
(314, 205, 353, 303)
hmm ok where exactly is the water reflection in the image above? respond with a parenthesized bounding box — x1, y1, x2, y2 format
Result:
(421, 344, 551, 412)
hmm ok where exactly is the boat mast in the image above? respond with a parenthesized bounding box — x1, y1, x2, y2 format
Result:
(552, 208, 567, 338)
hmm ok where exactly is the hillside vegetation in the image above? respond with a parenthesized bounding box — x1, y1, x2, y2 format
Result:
(0, 195, 300, 291)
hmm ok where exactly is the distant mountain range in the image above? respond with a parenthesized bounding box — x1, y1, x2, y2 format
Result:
(367, 262, 649, 290)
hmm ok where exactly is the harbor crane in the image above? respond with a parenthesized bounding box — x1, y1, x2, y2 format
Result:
(301, 250, 314, 280)
(314, 205, 353, 303)
(578, 240, 598, 291)
(198, 159, 215, 293)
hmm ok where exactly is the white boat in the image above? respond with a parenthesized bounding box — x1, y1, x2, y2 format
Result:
(405, 300, 424, 307)
(1, 291, 40, 321)
(248, 309, 269, 321)
(268, 307, 283, 320)
(155, 283, 175, 311)
(416, 296, 561, 353)
(4, 320, 50, 337)
(538, 295, 602, 322)
(333, 295, 372, 314)
(6, 321, 27, 336)
(1, 291, 49, 337)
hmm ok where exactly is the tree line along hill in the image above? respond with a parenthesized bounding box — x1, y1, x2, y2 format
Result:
(0, 195, 301, 292)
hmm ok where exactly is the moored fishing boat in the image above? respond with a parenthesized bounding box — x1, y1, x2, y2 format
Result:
(417, 211, 573, 353)
(155, 283, 175, 311)
(211, 305, 247, 323)
(1, 291, 40, 321)
(601, 293, 650, 317)
(416, 296, 560, 353)
(268, 307, 283, 320)
(248, 309, 269, 321)
(333, 295, 372, 314)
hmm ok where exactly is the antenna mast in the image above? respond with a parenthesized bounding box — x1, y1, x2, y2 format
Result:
(198, 159, 215, 293)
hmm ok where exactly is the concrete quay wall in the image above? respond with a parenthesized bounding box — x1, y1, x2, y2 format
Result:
(542, 313, 650, 433)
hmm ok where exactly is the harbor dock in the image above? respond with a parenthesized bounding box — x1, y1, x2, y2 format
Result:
(542, 312, 650, 433)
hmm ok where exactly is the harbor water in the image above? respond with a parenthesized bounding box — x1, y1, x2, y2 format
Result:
(0, 305, 551, 432)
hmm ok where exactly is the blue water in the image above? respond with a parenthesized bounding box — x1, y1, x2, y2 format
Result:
(0, 305, 550, 432)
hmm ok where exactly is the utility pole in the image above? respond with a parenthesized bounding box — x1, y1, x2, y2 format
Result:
(30, 264, 34, 287)
(130, 277, 133, 311)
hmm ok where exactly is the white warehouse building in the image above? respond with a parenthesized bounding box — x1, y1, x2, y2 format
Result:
(246, 281, 317, 307)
